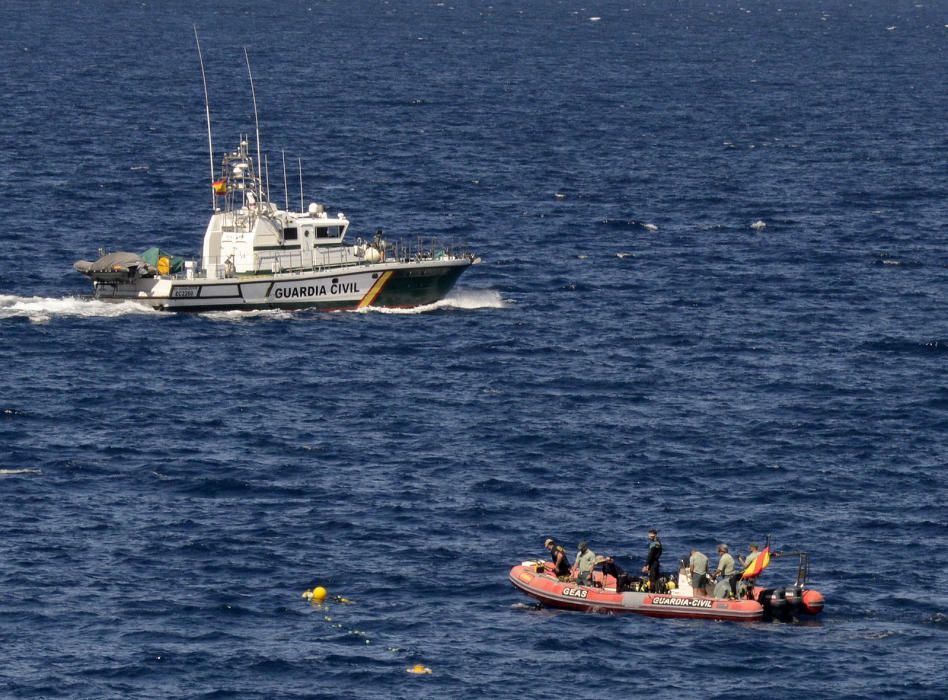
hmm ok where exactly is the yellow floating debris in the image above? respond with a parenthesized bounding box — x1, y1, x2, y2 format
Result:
(407, 663, 432, 675)
(311, 586, 328, 603)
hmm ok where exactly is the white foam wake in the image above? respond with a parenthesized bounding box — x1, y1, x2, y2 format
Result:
(362, 289, 508, 315)
(0, 294, 164, 323)
(199, 308, 298, 322)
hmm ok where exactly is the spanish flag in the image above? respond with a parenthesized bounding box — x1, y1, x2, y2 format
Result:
(741, 546, 771, 579)
(212, 179, 227, 195)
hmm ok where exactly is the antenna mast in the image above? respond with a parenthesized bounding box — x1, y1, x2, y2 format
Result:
(244, 48, 262, 191)
(282, 150, 289, 211)
(194, 26, 215, 210)
(298, 158, 304, 213)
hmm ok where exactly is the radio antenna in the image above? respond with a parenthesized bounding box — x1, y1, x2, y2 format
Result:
(282, 150, 289, 211)
(244, 48, 262, 189)
(194, 26, 215, 209)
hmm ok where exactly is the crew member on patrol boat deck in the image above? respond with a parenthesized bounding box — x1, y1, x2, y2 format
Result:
(641, 529, 662, 591)
(544, 538, 571, 579)
(573, 541, 597, 586)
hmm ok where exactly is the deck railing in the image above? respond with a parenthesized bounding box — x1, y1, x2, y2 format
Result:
(171, 237, 472, 280)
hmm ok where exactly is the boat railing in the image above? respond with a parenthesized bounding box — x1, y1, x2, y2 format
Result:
(164, 236, 473, 281)
(385, 236, 474, 264)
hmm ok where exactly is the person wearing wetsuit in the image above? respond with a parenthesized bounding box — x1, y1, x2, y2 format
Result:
(599, 557, 633, 592)
(545, 538, 571, 578)
(641, 528, 663, 592)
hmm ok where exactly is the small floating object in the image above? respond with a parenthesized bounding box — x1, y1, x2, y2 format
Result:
(616, 252, 634, 259)
(407, 663, 432, 675)
(643, 223, 658, 231)
(302, 586, 328, 603)
(554, 192, 566, 200)
(332, 595, 354, 605)
(751, 220, 767, 231)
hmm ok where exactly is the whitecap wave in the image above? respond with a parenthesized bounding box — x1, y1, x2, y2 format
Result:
(0, 294, 164, 323)
(0, 468, 42, 476)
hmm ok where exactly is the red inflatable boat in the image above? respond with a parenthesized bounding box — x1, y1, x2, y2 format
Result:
(510, 556, 824, 622)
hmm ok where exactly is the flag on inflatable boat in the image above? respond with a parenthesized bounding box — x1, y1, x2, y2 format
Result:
(741, 545, 771, 579)
(212, 179, 227, 194)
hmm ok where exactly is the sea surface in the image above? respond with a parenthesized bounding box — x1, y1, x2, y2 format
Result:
(1, 1, 946, 697)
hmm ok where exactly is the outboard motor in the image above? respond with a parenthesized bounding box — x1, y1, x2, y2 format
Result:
(758, 587, 788, 620)
(785, 586, 803, 609)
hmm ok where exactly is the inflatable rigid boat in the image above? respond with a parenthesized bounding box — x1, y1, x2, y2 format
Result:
(510, 557, 824, 622)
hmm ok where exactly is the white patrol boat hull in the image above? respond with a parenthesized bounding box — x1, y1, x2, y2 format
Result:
(90, 258, 471, 312)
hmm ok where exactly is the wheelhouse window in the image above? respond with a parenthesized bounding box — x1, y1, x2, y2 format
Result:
(284, 227, 298, 241)
(315, 226, 344, 239)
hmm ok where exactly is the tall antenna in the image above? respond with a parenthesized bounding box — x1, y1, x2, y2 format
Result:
(282, 150, 289, 211)
(194, 26, 215, 210)
(244, 48, 262, 187)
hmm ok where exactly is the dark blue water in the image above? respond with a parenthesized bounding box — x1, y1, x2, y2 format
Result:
(2, 1, 946, 697)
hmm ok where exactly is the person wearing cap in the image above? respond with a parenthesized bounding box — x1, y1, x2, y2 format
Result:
(641, 528, 663, 592)
(713, 543, 737, 598)
(544, 538, 570, 578)
(573, 541, 597, 586)
(689, 548, 709, 596)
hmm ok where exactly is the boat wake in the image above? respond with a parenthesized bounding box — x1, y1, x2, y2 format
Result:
(0, 294, 164, 323)
(361, 289, 508, 315)
(199, 309, 299, 322)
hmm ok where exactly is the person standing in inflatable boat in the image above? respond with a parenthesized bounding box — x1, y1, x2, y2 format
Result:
(713, 543, 737, 598)
(573, 541, 597, 586)
(641, 529, 662, 591)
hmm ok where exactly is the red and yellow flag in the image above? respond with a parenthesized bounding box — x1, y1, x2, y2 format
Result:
(741, 546, 771, 579)
(212, 179, 227, 195)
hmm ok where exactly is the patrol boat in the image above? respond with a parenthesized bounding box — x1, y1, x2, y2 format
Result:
(510, 552, 824, 622)
(74, 47, 478, 312)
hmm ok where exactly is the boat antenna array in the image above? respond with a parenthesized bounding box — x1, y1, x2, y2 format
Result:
(191, 35, 315, 216)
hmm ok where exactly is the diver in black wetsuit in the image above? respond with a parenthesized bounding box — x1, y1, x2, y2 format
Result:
(641, 528, 663, 592)
(599, 557, 633, 592)
(545, 538, 571, 578)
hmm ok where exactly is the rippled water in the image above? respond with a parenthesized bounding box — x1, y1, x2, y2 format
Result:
(1, 1, 946, 698)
